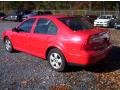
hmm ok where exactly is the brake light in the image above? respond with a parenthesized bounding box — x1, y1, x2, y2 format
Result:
(86, 32, 110, 50)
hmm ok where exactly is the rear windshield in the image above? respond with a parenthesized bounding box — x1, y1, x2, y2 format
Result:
(58, 17, 93, 31)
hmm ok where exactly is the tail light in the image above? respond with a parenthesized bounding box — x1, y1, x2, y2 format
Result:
(86, 32, 110, 50)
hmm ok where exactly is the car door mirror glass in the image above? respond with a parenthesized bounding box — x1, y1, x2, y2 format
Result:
(12, 27, 19, 32)
(12, 27, 24, 32)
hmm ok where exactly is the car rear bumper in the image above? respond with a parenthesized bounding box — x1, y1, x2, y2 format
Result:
(66, 45, 112, 66)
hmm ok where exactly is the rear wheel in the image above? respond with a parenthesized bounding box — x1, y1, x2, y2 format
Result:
(4, 37, 14, 52)
(47, 48, 66, 72)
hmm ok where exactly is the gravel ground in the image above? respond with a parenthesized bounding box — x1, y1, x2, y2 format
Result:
(0, 21, 120, 90)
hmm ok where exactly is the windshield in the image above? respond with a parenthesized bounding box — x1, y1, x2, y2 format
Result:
(99, 15, 112, 19)
(58, 17, 93, 31)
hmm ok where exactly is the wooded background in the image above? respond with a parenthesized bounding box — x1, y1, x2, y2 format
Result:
(0, 1, 120, 11)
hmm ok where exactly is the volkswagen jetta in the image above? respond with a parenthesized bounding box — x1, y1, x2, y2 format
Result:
(2, 15, 112, 71)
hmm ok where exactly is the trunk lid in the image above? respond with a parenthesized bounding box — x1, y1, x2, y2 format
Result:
(74, 28, 110, 50)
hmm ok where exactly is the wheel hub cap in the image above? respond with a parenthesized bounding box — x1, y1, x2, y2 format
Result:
(50, 53, 62, 69)
(5, 40, 11, 51)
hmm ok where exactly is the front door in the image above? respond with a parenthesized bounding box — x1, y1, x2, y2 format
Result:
(12, 18, 36, 51)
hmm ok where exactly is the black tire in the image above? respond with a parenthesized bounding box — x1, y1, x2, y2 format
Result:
(4, 37, 14, 52)
(109, 22, 112, 28)
(114, 24, 118, 29)
(114, 26, 117, 29)
(47, 48, 66, 72)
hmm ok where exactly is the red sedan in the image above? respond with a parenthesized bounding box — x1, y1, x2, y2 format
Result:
(2, 15, 112, 71)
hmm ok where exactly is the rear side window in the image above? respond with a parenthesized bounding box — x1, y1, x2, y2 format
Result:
(58, 17, 93, 31)
(34, 18, 57, 34)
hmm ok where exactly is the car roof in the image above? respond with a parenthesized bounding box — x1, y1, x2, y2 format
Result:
(32, 15, 75, 19)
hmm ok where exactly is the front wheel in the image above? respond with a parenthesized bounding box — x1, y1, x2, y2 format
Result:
(4, 37, 14, 52)
(47, 48, 66, 72)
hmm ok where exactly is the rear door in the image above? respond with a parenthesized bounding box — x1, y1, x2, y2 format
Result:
(29, 18, 58, 57)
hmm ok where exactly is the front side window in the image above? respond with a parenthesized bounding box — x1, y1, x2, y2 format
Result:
(34, 18, 57, 34)
(18, 18, 35, 32)
(58, 17, 93, 31)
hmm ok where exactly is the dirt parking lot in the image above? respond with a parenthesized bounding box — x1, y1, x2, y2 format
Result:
(0, 21, 120, 90)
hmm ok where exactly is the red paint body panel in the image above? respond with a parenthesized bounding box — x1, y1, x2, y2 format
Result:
(2, 15, 112, 66)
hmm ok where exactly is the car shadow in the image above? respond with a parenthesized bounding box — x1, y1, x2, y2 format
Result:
(12, 50, 21, 53)
(65, 46, 120, 73)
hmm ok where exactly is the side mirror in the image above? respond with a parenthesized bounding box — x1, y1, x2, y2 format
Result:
(12, 27, 24, 32)
(12, 27, 19, 32)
